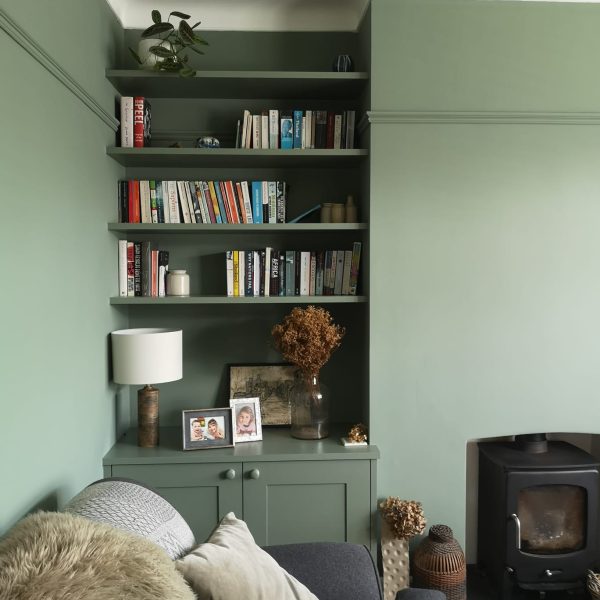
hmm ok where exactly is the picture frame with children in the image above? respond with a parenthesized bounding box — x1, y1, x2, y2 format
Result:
(229, 397, 263, 443)
(182, 408, 234, 451)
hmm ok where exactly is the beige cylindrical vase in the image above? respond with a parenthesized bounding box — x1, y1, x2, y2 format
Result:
(381, 519, 410, 600)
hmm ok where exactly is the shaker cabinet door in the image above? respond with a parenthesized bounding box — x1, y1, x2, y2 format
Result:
(242, 460, 372, 547)
(112, 462, 243, 542)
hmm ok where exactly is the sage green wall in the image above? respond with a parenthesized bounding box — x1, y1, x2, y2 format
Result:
(370, 0, 600, 552)
(0, 0, 124, 534)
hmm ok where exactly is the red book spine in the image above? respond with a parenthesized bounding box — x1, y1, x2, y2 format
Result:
(224, 181, 240, 224)
(131, 180, 141, 223)
(133, 96, 145, 147)
(151, 250, 159, 297)
(235, 182, 247, 223)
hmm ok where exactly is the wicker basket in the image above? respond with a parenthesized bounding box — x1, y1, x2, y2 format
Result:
(412, 524, 466, 600)
(588, 570, 600, 599)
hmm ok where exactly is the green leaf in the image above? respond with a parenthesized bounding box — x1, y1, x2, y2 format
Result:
(149, 45, 174, 58)
(187, 45, 205, 55)
(151, 10, 161, 24)
(190, 21, 202, 29)
(128, 47, 142, 64)
(179, 20, 195, 45)
(142, 22, 174, 37)
(179, 66, 196, 78)
(170, 11, 191, 20)
(194, 35, 209, 46)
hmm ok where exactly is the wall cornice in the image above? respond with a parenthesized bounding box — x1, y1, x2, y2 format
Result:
(368, 111, 600, 125)
(0, 8, 118, 131)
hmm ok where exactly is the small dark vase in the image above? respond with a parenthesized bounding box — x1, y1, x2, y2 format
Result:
(332, 54, 354, 72)
(290, 372, 330, 440)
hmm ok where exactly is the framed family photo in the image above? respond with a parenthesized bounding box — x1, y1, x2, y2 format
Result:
(229, 397, 263, 443)
(229, 364, 299, 426)
(182, 408, 234, 451)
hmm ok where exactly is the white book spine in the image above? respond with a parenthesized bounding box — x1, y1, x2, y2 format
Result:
(262, 181, 269, 223)
(253, 251, 260, 296)
(252, 115, 261, 149)
(120, 96, 134, 148)
(241, 181, 254, 224)
(301, 117, 306, 149)
(185, 181, 197, 223)
(261, 114, 269, 149)
(177, 181, 192, 223)
(139, 180, 152, 223)
(300, 251, 311, 296)
(269, 109, 279, 149)
(127, 241, 135, 296)
(241, 110, 251, 149)
(264, 247, 271, 297)
(195, 181, 208, 224)
(268, 181, 277, 224)
(309, 252, 316, 295)
(334, 114, 343, 150)
(334, 251, 345, 295)
(118, 239, 128, 296)
(226, 251, 234, 297)
(167, 181, 180, 223)
(305, 111, 312, 149)
(162, 181, 171, 223)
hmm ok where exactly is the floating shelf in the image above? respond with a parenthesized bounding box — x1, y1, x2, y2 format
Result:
(110, 295, 367, 305)
(106, 69, 369, 100)
(106, 147, 368, 168)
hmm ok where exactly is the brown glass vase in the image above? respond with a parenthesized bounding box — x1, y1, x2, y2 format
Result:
(290, 372, 330, 439)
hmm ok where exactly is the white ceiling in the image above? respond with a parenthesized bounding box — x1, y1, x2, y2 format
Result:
(106, 0, 371, 32)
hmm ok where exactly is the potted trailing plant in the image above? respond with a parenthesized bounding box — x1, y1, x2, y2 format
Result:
(129, 10, 208, 77)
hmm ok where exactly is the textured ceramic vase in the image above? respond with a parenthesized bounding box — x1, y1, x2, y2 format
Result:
(290, 373, 330, 440)
(381, 519, 410, 600)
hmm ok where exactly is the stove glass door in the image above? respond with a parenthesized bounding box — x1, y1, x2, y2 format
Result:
(517, 484, 586, 554)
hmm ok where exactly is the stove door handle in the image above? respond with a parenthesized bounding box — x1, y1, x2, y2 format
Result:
(509, 513, 521, 550)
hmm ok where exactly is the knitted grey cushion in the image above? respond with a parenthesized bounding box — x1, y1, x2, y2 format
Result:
(396, 590, 446, 600)
(264, 542, 383, 600)
(64, 478, 195, 559)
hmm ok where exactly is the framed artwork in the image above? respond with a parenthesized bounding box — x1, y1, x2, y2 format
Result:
(182, 408, 234, 451)
(229, 397, 263, 443)
(229, 364, 299, 426)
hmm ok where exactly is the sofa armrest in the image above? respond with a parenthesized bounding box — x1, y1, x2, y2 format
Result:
(264, 542, 383, 600)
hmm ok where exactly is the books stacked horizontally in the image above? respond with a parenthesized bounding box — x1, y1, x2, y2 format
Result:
(120, 96, 151, 148)
(118, 180, 288, 224)
(236, 109, 355, 150)
(117, 240, 169, 297)
(226, 243, 361, 297)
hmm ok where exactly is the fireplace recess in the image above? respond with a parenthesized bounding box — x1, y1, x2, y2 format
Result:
(477, 434, 599, 599)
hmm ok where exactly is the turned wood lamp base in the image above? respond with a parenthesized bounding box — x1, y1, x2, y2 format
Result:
(138, 385, 160, 448)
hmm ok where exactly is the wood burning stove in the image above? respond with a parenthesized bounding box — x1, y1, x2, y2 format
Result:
(477, 434, 599, 599)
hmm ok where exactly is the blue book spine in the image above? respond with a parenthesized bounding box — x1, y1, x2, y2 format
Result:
(213, 182, 228, 224)
(251, 181, 263, 224)
(280, 113, 293, 149)
(293, 110, 303, 149)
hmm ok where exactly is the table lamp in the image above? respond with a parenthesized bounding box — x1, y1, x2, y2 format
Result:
(111, 328, 182, 448)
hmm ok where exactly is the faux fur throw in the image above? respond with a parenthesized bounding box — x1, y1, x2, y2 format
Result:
(0, 511, 195, 600)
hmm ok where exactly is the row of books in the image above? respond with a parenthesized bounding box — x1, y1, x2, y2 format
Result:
(117, 240, 169, 297)
(118, 180, 288, 225)
(226, 243, 362, 297)
(119, 96, 151, 148)
(236, 109, 356, 150)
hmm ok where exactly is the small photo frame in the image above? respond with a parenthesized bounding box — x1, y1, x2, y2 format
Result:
(229, 364, 299, 426)
(182, 408, 234, 451)
(229, 397, 263, 443)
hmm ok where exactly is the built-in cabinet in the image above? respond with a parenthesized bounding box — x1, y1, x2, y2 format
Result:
(104, 31, 375, 551)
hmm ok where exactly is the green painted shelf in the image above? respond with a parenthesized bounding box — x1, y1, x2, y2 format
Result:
(108, 223, 367, 233)
(106, 147, 368, 168)
(106, 69, 369, 99)
(110, 295, 367, 305)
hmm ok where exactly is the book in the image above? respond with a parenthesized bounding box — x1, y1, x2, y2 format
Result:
(309, 252, 316, 296)
(251, 181, 263, 224)
(149, 180, 158, 223)
(270, 250, 279, 297)
(177, 181, 192, 223)
(300, 251, 310, 296)
(252, 114, 261, 149)
(285, 251, 295, 297)
(233, 250, 240, 296)
(195, 181, 209, 224)
(334, 251, 345, 295)
(245, 250, 254, 296)
(158, 250, 169, 297)
(188, 181, 203, 223)
(118, 180, 128, 223)
(294, 250, 301, 295)
(267, 181, 277, 224)
(160, 181, 169, 223)
(279, 250, 286, 296)
(241, 110, 251, 149)
(333, 113, 343, 149)
(126, 241, 135, 296)
(293, 110, 303, 149)
(240, 181, 254, 224)
(288, 203, 321, 224)
(118, 239, 128, 297)
(166, 181, 180, 223)
(206, 181, 223, 224)
(224, 181, 240, 223)
(261, 111, 269, 149)
(304, 110, 313, 149)
(349, 241, 362, 295)
(218, 181, 232, 223)
(120, 96, 133, 148)
(276, 181, 286, 224)
(238, 250, 245, 297)
(345, 110, 356, 149)
(150, 249, 159, 297)
(253, 251, 260, 297)
(235, 182, 248, 223)
(264, 247, 272, 296)
(326, 112, 335, 149)
(314, 110, 327, 149)
(133, 241, 142, 296)
(214, 181, 229, 224)
(225, 251, 234, 297)
(133, 96, 151, 148)
(269, 109, 279, 148)
(280, 112, 293, 149)
(262, 181, 269, 223)
(341, 249, 353, 295)
(315, 250, 324, 295)
(141, 240, 152, 296)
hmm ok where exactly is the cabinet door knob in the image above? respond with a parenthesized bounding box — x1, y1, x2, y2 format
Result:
(224, 469, 236, 480)
(249, 468, 260, 480)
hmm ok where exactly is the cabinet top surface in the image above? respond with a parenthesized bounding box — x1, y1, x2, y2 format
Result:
(103, 426, 379, 465)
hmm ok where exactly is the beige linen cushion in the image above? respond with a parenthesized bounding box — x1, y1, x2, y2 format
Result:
(176, 512, 318, 600)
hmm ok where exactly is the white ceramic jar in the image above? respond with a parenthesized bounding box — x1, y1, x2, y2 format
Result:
(167, 270, 190, 296)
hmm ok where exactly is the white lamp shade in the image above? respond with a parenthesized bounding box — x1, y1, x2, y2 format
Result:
(111, 328, 182, 385)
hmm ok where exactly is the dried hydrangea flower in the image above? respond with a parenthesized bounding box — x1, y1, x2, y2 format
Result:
(379, 497, 427, 540)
